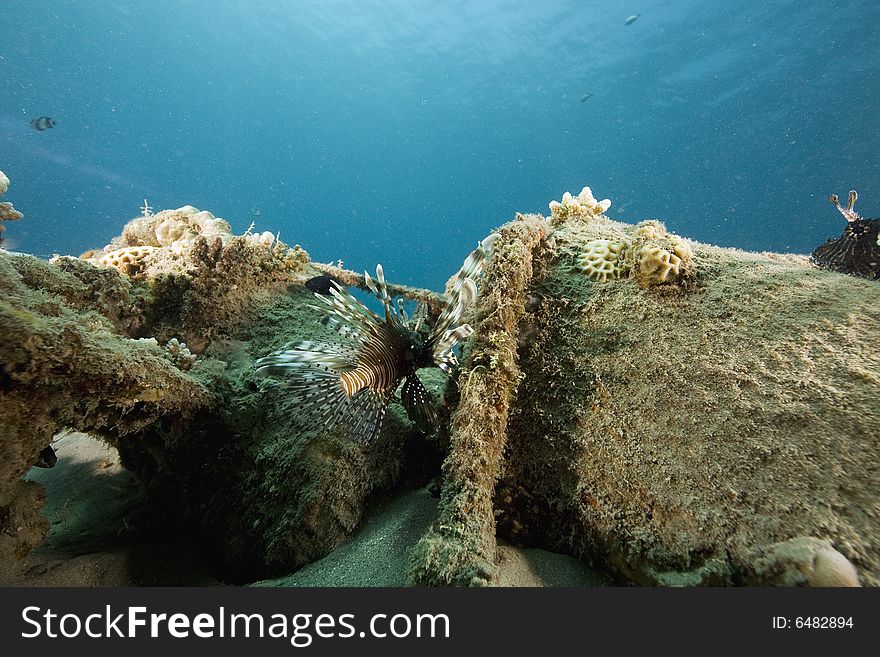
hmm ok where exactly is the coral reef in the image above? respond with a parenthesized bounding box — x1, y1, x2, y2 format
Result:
(1, 205, 442, 580)
(0, 169, 24, 245)
(550, 188, 695, 289)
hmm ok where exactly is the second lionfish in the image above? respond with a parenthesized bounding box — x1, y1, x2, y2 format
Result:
(255, 233, 500, 443)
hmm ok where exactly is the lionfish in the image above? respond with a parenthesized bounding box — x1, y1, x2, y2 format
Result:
(255, 233, 500, 443)
(812, 190, 880, 280)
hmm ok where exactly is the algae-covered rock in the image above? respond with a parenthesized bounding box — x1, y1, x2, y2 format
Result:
(410, 195, 880, 587)
(0, 210, 439, 579)
(3, 191, 878, 587)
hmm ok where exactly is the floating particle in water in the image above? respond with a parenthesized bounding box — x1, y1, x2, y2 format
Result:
(580, 92, 593, 102)
(625, 14, 640, 25)
(811, 190, 880, 280)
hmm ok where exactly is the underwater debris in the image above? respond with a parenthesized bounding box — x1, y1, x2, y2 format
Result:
(311, 261, 445, 314)
(256, 234, 500, 442)
(580, 93, 593, 103)
(409, 216, 550, 586)
(30, 116, 56, 131)
(624, 14, 640, 25)
(811, 190, 880, 280)
(0, 169, 24, 248)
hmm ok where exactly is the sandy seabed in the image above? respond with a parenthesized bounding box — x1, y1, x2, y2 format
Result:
(5, 433, 604, 587)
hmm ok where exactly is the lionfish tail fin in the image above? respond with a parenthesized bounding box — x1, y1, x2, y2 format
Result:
(401, 375, 439, 435)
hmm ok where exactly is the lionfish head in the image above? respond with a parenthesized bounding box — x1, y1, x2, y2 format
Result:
(255, 232, 500, 442)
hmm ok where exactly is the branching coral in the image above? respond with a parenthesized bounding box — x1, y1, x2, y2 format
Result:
(164, 337, 196, 370)
(548, 186, 611, 226)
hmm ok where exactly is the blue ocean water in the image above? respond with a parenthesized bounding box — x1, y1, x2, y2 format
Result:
(1, 0, 878, 289)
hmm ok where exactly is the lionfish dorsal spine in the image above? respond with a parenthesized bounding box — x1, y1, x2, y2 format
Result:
(256, 231, 500, 443)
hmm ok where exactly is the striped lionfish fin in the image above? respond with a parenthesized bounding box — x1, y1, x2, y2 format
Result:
(339, 389, 389, 444)
(309, 282, 383, 346)
(428, 232, 500, 370)
(255, 342, 389, 443)
(364, 263, 401, 324)
(401, 374, 438, 434)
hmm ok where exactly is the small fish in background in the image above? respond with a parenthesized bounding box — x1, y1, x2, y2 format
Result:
(625, 14, 640, 26)
(30, 116, 57, 131)
(580, 92, 594, 103)
(251, 207, 262, 221)
(304, 274, 341, 295)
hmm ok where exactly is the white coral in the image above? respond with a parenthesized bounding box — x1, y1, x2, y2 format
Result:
(165, 338, 196, 370)
(245, 230, 276, 248)
(549, 186, 612, 225)
(0, 169, 23, 234)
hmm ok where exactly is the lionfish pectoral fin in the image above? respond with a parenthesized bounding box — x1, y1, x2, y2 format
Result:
(336, 389, 388, 443)
(401, 375, 439, 435)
